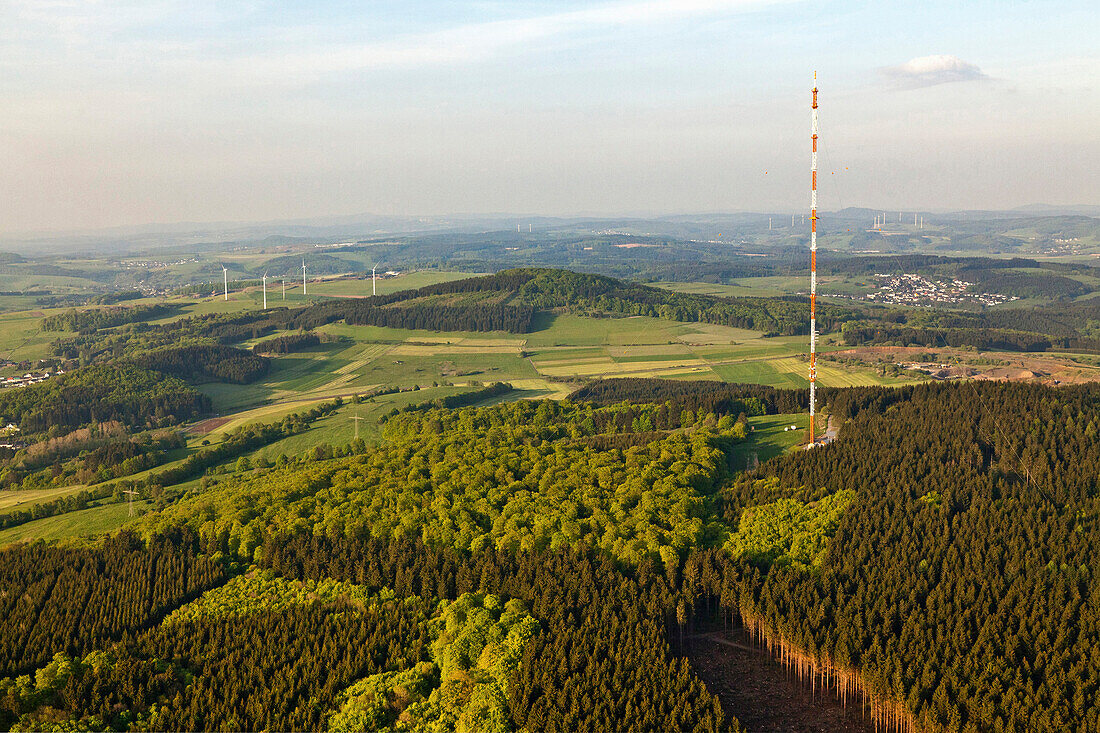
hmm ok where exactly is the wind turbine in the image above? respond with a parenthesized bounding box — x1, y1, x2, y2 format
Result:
(222, 266, 228, 301)
(301, 260, 307, 295)
(282, 278, 286, 300)
(262, 272, 268, 309)
(372, 264, 377, 296)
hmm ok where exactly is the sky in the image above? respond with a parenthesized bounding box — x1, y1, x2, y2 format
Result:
(1, 0, 1097, 234)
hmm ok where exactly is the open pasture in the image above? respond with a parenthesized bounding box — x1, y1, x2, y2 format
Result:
(725, 413, 812, 470)
(710, 360, 806, 389)
(199, 340, 365, 412)
(0, 485, 88, 513)
(205, 310, 910, 416)
(0, 295, 52, 314)
(0, 308, 73, 362)
(390, 343, 524, 356)
(536, 357, 711, 378)
(655, 276, 875, 302)
(0, 500, 146, 546)
(305, 270, 482, 298)
(245, 385, 478, 459)
(524, 314, 688, 347)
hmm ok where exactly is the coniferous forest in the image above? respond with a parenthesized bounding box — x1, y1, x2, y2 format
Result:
(2, 377, 1099, 732)
(4, 0, 1098, 728)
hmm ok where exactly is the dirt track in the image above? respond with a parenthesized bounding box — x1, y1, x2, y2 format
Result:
(684, 626, 874, 733)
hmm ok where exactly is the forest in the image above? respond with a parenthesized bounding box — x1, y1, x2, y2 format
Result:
(570, 377, 808, 415)
(2, 378, 1100, 731)
(7, 258, 1100, 731)
(0, 364, 208, 435)
(0, 423, 184, 495)
(371, 268, 852, 335)
(251, 332, 321, 354)
(40, 304, 176, 333)
(130, 344, 270, 385)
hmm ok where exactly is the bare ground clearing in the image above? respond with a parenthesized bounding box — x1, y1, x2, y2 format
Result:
(684, 626, 874, 733)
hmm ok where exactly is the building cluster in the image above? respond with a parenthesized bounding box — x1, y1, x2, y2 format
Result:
(1037, 237, 1086, 256)
(0, 423, 24, 450)
(119, 258, 197, 269)
(1, 370, 61, 389)
(135, 286, 173, 297)
(862, 273, 1017, 306)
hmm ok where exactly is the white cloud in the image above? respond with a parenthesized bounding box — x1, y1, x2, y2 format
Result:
(881, 55, 989, 89)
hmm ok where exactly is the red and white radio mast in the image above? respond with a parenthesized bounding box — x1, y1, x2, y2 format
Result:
(809, 74, 819, 445)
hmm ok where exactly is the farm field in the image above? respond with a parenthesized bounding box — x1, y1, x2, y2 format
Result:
(0, 485, 88, 513)
(655, 275, 871, 301)
(194, 384, 481, 451)
(244, 386, 484, 459)
(190, 311, 913, 416)
(0, 294, 54, 314)
(710, 356, 904, 389)
(521, 316, 906, 386)
(0, 307, 74, 363)
(0, 500, 146, 545)
(306, 270, 481, 297)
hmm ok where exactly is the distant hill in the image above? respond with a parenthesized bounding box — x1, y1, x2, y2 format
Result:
(1010, 203, 1100, 217)
(348, 268, 853, 336)
(258, 253, 361, 277)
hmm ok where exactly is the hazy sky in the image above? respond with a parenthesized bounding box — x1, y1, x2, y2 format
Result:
(1, 0, 1097, 233)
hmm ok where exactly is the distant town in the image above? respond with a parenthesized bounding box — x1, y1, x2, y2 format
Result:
(862, 273, 1018, 307)
(119, 257, 199, 269)
(1, 370, 61, 389)
(0, 357, 65, 389)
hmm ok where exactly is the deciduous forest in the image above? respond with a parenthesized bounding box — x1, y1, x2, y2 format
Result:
(2, 378, 1098, 731)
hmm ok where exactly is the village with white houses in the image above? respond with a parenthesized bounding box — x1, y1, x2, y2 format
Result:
(862, 273, 1019, 307)
(0, 359, 63, 389)
(0, 421, 24, 450)
(1, 371, 60, 389)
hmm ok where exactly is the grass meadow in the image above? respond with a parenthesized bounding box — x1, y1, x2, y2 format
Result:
(0, 501, 147, 545)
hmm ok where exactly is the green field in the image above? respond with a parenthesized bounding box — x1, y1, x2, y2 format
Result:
(0, 295, 53, 314)
(726, 413, 813, 469)
(0, 485, 89, 513)
(197, 333, 542, 414)
(308, 270, 481, 297)
(0, 500, 146, 546)
(0, 307, 74, 362)
(655, 275, 874, 301)
(190, 310, 912, 416)
(245, 386, 479, 460)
